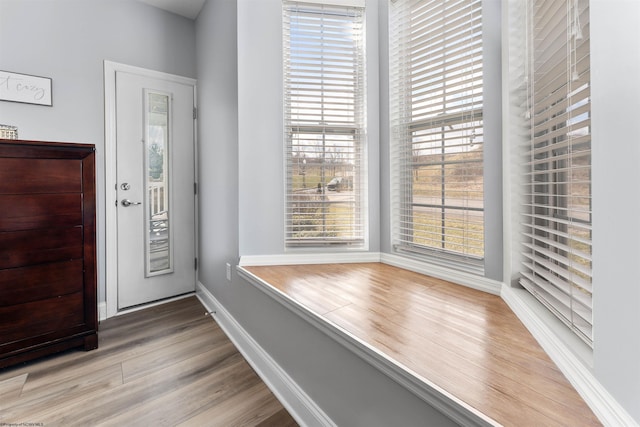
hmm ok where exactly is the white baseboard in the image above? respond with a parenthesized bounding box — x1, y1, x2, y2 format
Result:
(380, 253, 503, 295)
(239, 252, 381, 266)
(196, 282, 336, 427)
(98, 302, 107, 321)
(501, 285, 638, 427)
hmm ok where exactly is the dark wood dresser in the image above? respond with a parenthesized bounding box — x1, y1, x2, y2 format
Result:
(0, 139, 97, 368)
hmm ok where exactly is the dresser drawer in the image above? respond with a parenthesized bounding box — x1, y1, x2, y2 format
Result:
(0, 194, 82, 231)
(0, 292, 85, 344)
(0, 260, 84, 307)
(0, 227, 83, 269)
(0, 158, 82, 194)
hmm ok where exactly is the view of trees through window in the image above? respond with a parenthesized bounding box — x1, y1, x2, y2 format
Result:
(289, 139, 357, 241)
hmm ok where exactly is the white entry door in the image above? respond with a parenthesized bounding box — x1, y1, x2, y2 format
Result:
(115, 71, 196, 310)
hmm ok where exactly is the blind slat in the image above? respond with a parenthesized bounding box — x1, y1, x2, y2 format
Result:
(390, 0, 484, 268)
(520, 0, 593, 346)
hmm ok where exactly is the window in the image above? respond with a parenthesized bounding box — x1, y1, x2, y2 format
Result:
(389, 0, 484, 270)
(519, 0, 593, 345)
(283, 1, 366, 248)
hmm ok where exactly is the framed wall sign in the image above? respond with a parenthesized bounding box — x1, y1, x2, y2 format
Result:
(0, 70, 52, 106)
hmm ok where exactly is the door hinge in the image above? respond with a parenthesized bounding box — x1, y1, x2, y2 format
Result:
(195, 257, 198, 270)
(193, 107, 197, 120)
(194, 182, 198, 195)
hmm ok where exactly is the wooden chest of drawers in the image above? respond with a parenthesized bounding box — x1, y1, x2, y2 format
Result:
(0, 139, 97, 368)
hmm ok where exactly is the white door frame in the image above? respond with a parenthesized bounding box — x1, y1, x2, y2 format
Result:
(104, 60, 198, 319)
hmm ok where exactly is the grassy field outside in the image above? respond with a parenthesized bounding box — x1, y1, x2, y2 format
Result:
(410, 210, 484, 257)
(290, 200, 356, 239)
(406, 148, 485, 257)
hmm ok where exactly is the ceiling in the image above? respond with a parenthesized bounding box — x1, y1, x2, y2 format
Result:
(136, 0, 206, 20)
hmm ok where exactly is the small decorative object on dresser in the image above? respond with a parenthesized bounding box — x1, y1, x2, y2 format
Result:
(0, 139, 98, 368)
(0, 124, 18, 140)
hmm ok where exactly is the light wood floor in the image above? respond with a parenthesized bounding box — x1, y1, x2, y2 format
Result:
(244, 263, 602, 427)
(0, 296, 298, 427)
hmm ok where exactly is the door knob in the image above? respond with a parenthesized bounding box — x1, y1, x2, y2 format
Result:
(121, 199, 142, 207)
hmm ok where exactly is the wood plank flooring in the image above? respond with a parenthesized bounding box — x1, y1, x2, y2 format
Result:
(0, 296, 298, 427)
(243, 262, 602, 427)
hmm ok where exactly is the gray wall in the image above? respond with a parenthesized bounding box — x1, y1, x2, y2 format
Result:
(195, 0, 239, 299)
(0, 0, 196, 302)
(591, 0, 640, 421)
(237, 0, 285, 255)
(480, 0, 503, 281)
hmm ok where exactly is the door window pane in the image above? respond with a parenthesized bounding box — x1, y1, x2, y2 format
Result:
(145, 91, 172, 275)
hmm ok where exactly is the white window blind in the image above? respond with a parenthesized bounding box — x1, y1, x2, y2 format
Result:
(389, 0, 484, 269)
(283, 1, 366, 247)
(520, 0, 592, 345)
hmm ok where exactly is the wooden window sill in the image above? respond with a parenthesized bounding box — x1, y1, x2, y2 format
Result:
(238, 262, 600, 427)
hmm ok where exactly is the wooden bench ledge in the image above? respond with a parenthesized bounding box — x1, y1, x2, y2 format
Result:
(239, 262, 601, 427)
